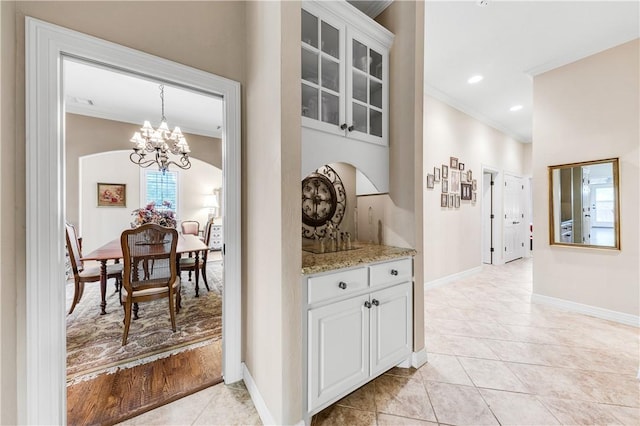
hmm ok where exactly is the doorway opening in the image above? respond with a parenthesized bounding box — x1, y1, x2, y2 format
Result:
(26, 18, 242, 424)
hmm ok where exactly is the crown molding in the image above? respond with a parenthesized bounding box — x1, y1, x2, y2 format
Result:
(424, 83, 531, 144)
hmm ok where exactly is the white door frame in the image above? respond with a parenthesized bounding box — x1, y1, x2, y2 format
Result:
(26, 18, 242, 424)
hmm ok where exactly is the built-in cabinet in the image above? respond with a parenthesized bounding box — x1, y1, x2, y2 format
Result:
(303, 257, 413, 418)
(301, 0, 394, 193)
(209, 224, 223, 251)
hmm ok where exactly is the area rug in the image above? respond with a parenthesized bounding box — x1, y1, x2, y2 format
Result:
(66, 261, 223, 381)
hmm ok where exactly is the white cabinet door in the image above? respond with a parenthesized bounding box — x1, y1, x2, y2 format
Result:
(301, 5, 346, 137)
(346, 28, 388, 146)
(308, 295, 369, 410)
(369, 282, 412, 377)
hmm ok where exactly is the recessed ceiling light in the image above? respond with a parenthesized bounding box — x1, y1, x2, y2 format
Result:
(467, 75, 483, 84)
(510, 105, 523, 112)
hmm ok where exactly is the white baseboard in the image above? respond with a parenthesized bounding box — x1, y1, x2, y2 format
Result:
(242, 363, 278, 425)
(424, 266, 482, 290)
(531, 293, 640, 327)
(411, 348, 428, 368)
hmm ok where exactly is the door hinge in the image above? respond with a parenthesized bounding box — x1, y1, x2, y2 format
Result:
(490, 214, 494, 219)
(505, 214, 507, 219)
(505, 247, 507, 252)
(505, 182, 507, 187)
(490, 181, 494, 186)
(522, 185, 524, 190)
(222, 244, 226, 256)
(490, 247, 494, 252)
(522, 213, 524, 218)
(521, 242, 524, 247)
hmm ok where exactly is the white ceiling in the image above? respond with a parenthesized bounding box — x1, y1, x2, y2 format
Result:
(63, 59, 223, 138)
(64, 2, 639, 145)
(424, 1, 639, 143)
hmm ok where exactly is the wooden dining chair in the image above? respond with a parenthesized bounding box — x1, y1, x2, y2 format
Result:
(120, 223, 181, 346)
(179, 220, 213, 293)
(65, 222, 123, 315)
(180, 220, 200, 282)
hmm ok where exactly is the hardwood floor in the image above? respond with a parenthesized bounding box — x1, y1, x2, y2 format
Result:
(67, 339, 222, 426)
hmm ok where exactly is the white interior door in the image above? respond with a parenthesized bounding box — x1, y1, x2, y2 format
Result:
(504, 174, 525, 263)
(482, 172, 494, 264)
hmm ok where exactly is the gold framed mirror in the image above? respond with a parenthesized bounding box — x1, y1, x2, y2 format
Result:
(548, 158, 620, 249)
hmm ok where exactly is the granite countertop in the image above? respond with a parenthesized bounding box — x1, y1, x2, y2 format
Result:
(302, 242, 417, 275)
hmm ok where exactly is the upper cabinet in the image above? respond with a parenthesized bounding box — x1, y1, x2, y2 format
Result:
(301, 1, 394, 193)
(301, 1, 393, 147)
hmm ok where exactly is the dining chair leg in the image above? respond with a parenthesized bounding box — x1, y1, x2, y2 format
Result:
(168, 290, 177, 332)
(68, 279, 82, 315)
(133, 302, 139, 320)
(201, 263, 210, 292)
(122, 302, 132, 346)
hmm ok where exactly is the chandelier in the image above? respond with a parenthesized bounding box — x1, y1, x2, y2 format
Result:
(129, 84, 191, 173)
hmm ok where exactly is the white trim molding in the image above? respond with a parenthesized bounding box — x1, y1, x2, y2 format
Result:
(411, 348, 428, 368)
(532, 293, 640, 328)
(424, 266, 482, 291)
(26, 17, 242, 424)
(242, 363, 278, 426)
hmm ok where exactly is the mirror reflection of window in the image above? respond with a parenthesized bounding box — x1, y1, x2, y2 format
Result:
(549, 158, 619, 249)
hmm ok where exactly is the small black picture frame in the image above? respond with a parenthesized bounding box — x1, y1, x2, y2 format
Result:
(434, 167, 441, 182)
(461, 183, 472, 200)
(459, 163, 465, 171)
(442, 164, 449, 179)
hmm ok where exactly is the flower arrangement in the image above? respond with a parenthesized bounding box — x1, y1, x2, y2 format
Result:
(131, 201, 176, 228)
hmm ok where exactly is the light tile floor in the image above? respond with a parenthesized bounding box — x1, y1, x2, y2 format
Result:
(120, 258, 640, 425)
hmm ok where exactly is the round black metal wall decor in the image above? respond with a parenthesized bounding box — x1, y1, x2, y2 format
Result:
(301, 165, 346, 239)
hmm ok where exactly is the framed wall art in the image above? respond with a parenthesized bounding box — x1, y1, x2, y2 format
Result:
(450, 157, 458, 169)
(451, 170, 460, 193)
(442, 179, 448, 193)
(448, 194, 455, 208)
(472, 192, 477, 203)
(461, 183, 472, 200)
(467, 170, 473, 182)
(441, 193, 448, 207)
(442, 164, 449, 179)
(426, 174, 435, 189)
(459, 163, 465, 171)
(434, 167, 441, 182)
(455, 194, 461, 208)
(97, 183, 126, 207)
(472, 179, 477, 191)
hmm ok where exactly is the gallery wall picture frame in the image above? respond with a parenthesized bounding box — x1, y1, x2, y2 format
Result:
(442, 164, 449, 179)
(426, 174, 435, 189)
(442, 179, 448, 193)
(450, 157, 458, 169)
(472, 192, 477, 203)
(97, 183, 126, 207)
(448, 194, 455, 208)
(467, 170, 473, 182)
(434, 167, 441, 182)
(461, 183, 472, 200)
(460, 171, 467, 182)
(451, 170, 460, 193)
(459, 163, 465, 171)
(472, 179, 477, 191)
(441, 193, 448, 207)
(455, 194, 461, 208)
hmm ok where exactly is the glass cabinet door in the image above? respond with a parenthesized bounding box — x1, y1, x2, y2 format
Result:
(348, 35, 386, 144)
(301, 9, 344, 131)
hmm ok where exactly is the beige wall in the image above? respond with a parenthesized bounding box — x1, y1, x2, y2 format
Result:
(376, 1, 425, 352)
(423, 95, 527, 281)
(532, 39, 639, 316)
(244, 1, 302, 423)
(1, 2, 246, 423)
(66, 113, 222, 227)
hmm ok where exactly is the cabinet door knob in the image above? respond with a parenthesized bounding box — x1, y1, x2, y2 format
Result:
(340, 123, 348, 130)
(348, 125, 355, 132)
(338, 281, 347, 289)
(390, 269, 399, 276)
(364, 301, 372, 309)
(372, 299, 379, 306)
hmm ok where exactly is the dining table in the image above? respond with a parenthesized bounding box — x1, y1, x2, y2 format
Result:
(81, 233, 209, 315)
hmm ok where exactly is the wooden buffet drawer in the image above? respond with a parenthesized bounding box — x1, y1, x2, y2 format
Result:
(369, 258, 412, 288)
(307, 267, 368, 305)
